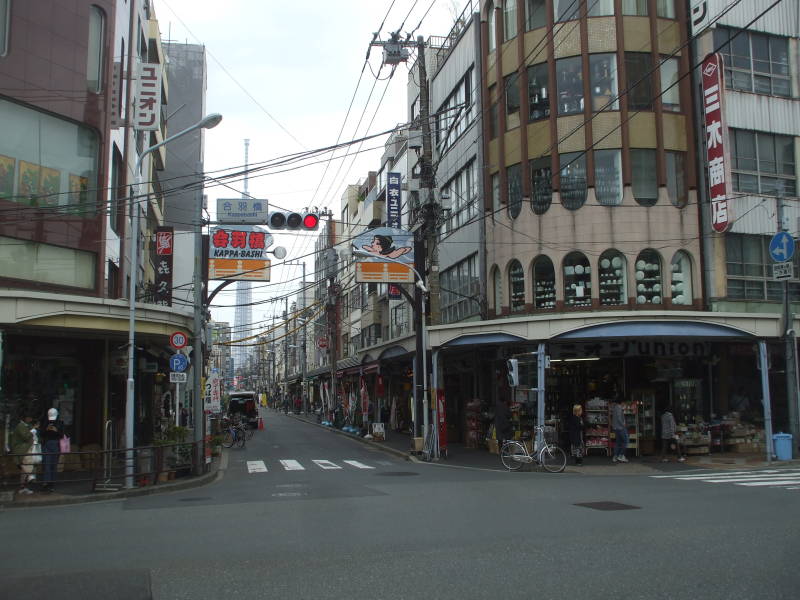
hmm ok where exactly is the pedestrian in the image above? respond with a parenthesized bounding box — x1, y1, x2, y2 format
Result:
(11, 413, 35, 495)
(611, 398, 629, 463)
(179, 404, 189, 427)
(660, 407, 686, 462)
(40, 408, 63, 493)
(567, 404, 585, 466)
(494, 398, 512, 447)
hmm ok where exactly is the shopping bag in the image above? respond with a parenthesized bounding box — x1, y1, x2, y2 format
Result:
(23, 443, 42, 465)
(59, 435, 71, 454)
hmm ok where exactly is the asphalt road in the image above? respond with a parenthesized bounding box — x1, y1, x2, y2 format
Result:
(1, 411, 799, 600)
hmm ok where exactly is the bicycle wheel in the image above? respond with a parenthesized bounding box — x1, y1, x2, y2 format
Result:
(539, 444, 567, 473)
(236, 428, 246, 448)
(222, 429, 234, 448)
(500, 441, 527, 471)
(246, 425, 255, 441)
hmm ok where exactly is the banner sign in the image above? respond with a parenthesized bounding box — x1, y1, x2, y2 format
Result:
(388, 284, 402, 300)
(208, 226, 273, 281)
(701, 53, 732, 233)
(154, 226, 173, 306)
(205, 373, 222, 412)
(216, 198, 269, 224)
(134, 63, 162, 131)
(386, 172, 402, 228)
(689, 1, 711, 36)
(353, 227, 415, 284)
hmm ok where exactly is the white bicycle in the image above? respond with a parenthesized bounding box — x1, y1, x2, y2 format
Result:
(500, 426, 566, 473)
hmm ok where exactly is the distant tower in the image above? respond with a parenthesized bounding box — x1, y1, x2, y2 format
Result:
(233, 139, 252, 379)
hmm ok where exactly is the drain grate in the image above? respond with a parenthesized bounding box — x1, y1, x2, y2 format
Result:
(374, 471, 419, 477)
(574, 501, 640, 511)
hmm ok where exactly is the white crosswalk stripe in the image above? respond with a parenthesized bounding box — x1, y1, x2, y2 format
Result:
(651, 468, 800, 491)
(312, 460, 342, 470)
(249, 459, 383, 473)
(247, 460, 267, 473)
(343, 460, 375, 469)
(279, 459, 305, 471)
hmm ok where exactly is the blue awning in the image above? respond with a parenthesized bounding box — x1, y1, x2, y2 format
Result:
(442, 332, 528, 347)
(553, 321, 755, 340)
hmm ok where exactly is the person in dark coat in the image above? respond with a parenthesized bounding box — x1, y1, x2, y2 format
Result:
(41, 408, 63, 493)
(567, 404, 585, 466)
(495, 398, 512, 446)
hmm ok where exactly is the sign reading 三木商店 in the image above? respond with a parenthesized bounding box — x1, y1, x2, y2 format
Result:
(701, 53, 732, 233)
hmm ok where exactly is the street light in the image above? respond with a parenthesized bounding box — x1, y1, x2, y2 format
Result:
(351, 249, 429, 446)
(125, 113, 222, 488)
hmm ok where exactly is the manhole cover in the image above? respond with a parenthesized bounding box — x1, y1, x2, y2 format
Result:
(374, 471, 419, 477)
(179, 497, 211, 502)
(574, 501, 640, 511)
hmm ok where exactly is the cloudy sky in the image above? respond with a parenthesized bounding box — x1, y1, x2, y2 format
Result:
(156, 0, 465, 328)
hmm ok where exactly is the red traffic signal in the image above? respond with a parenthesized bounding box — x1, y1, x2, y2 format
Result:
(266, 211, 319, 230)
(303, 213, 319, 229)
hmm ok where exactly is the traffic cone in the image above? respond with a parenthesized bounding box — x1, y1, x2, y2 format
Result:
(258, 417, 264, 431)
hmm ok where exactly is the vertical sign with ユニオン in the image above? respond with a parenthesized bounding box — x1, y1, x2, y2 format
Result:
(701, 53, 732, 233)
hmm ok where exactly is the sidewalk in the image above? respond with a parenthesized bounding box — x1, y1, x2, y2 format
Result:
(285, 412, 799, 474)
(0, 453, 226, 509)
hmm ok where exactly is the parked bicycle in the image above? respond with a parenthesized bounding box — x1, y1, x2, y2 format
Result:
(500, 426, 566, 473)
(222, 421, 247, 449)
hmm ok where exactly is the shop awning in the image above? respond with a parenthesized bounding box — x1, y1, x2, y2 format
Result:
(553, 321, 756, 340)
(379, 345, 412, 360)
(442, 332, 528, 347)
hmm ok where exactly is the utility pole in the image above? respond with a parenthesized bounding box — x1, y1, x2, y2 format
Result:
(324, 209, 337, 417)
(301, 261, 307, 415)
(284, 298, 289, 410)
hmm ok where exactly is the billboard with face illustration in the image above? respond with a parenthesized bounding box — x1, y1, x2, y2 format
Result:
(353, 227, 415, 284)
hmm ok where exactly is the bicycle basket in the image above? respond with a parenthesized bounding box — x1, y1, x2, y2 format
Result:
(542, 426, 557, 444)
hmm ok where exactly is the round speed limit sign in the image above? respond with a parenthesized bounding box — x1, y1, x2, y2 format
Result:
(170, 331, 188, 349)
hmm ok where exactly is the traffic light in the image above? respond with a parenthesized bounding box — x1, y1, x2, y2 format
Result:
(506, 358, 519, 388)
(267, 211, 320, 230)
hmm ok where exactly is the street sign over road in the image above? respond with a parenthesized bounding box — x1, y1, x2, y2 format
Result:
(217, 198, 269, 224)
(769, 231, 794, 262)
(170, 353, 189, 372)
(773, 261, 793, 280)
(170, 331, 188, 349)
(169, 372, 187, 383)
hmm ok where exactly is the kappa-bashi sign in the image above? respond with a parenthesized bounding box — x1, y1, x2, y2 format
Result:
(208, 226, 273, 281)
(701, 53, 732, 233)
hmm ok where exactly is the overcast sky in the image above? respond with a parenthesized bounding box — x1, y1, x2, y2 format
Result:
(156, 0, 465, 328)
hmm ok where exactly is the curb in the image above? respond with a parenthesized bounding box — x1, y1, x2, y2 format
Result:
(285, 413, 416, 462)
(0, 452, 227, 510)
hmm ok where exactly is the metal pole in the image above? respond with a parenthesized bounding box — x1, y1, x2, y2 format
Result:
(302, 262, 307, 415)
(421, 291, 429, 446)
(537, 342, 546, 450)
(783, 280, 799, 457)
(125, 165, 142, 489)
(192, 161, 205, 474)
(759, 340, 774, 464)
(284, 298, 289, 409)
(175, 381, 180, 427)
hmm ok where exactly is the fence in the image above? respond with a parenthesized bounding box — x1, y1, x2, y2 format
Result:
(1, 440, 205, 494)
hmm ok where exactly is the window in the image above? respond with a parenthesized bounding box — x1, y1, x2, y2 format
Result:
(505, 72, 520, 129)
(109, 147, 124, 235)
(564, 252, 591, 307)
(528, 63, 550, 121)
(525, 0, 546, 30)
(559, 152, 587, 210)
(0, 0, 9, 56)
(554, 0, 579, 22)
(594, 149, 623, 206)
(670, 251, 693, 305)
(730, 129, 796, 197)
(492, 266, 503, 315)
(622, 0, 647, 16)
(625, 53, 654, 110)
(442, 161, 478, 233)
(440, 254, 479, 323)
(590, 53, 619, 111)
(488, 2, 496, 53)
(507, 163, 522, 219)
(436, 69, 475, 152)
(556, 56, 583, 115)
(491, 172, 501, 213)
(489, 100, 499, 139)
(634, 249, 663, 305)
(87, 6, 105, 92)
(530, 157, 552, 214)
(532, 256, 555, 309)
(631, 149, 658, 206)
(599, 250, 627, 306)
(656, 0, 675, 18)
(0, 236, 96, 289)
(589, 0, 614, 17)
(665, 151, 687, 207)
(660, 57, 680, 111)
(714, 27, 790, 97)
(503, 0, 517, 41)
(508, 259, 525, 312)
(726, 234, 795, 301)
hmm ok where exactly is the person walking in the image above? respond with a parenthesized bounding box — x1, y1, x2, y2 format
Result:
(11, 413, 35, 495)
(567, 404, 585, 466)
(660, 407, 686, 462)
(611, 398, 629, 463)
(40, 408, 63, 493)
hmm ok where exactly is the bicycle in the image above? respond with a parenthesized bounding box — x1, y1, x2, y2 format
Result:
(222, 421, 247, 448)
(500, 426, 567, 473)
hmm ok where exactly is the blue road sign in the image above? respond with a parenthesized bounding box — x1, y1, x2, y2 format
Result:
(170, 353, 189, 373)
(769, 231, 795, 263)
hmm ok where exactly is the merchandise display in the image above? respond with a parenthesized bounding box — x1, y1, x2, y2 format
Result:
(585, 397, 610, 455)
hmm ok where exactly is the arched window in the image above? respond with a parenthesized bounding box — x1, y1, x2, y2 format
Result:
(87, 6, 106, 92)
(492, 266, 502, 315)
(507, 163, 522, 218)
(634, 249, 663, 305)
(530, 157, 552, 214)
(503, 0, 517, 41)
(598, 250, 627, 306)
(670, 251, 693, 305)
(508, 259, 525, 312)
(563, 252, 591, 307)
(532, 256, 556, 309)
(488, 3, 497, 53)
(560, 152, 587, 210)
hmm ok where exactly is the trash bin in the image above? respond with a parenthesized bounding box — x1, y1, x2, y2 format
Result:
(773, 433, 793, 461)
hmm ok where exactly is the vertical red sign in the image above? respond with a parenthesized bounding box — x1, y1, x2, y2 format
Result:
(701, 53, 731, 233)
(154, 226, 174, 306)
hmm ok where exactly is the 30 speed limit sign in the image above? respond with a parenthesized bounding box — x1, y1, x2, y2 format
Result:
(170, 331, 188, 349)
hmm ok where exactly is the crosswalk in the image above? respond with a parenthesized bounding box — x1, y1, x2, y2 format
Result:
(246, 458, 381, 474)
(651, 468, 800, 491)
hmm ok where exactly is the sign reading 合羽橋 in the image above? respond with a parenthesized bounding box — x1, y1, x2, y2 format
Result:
(701, 53, 732, 233)
(353, 227, 415, 284)
(216, 198, 269, 224)
(208, 226, 273, 281)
